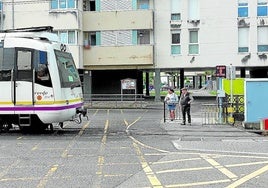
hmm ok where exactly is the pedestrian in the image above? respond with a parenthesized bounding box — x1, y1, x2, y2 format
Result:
(179, 87, 194, 125)
(164, 88, 178, 121)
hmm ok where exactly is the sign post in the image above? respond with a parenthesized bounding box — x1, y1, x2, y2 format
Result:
(227, 64, 236, 124)
(121, 78, 137, 101)
(215, 65, 226, 124)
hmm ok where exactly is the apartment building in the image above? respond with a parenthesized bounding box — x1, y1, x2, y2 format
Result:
(1, 0, 268, 99)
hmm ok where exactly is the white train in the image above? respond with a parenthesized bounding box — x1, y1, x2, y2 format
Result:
(0, 26, 86, 132)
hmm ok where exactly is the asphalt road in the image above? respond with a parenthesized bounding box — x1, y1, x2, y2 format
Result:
(0, 99, 268, 188)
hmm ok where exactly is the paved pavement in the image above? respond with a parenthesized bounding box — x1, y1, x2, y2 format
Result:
(86, 89, 267, 143)
(147, 95, 267, 139)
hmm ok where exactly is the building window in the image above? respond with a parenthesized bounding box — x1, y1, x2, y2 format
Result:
(68, 31, 76, 44)
(188, 0, 199, 20)
(84, 32, 96, 46)
(101, 0, 132, 11)
(171, 30, 181, 55)
(171, 0, 181, 21)
(238, 27, 249, 52)
(171, 14, 181, 21)
(137, 0, 149, 9)
(101, 30, 132, 46)
(51, 0, 76, 10)
(238, 0, 248, 17)
(189, 30, 199, 54)
(53, 30, 76, 44)
(83, 0, 96, 11)
(137, 30, 150, 44)
(258, 0, 268, 16)
(258, 26, 268, 52)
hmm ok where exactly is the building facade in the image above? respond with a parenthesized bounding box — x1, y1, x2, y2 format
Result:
(1, 0, 268, 99)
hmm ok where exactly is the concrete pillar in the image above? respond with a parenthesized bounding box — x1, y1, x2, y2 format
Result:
(180, 69, 184, 90)
(145, 72, 150, 96)
(173, 76, 176, 88)
(177, 75, 180, 89)
(193, 76, 196, 89)
(83, 70, 92, 99)
(240, 67, 246, 78)
(199, 76, 202, 89)
(154, 69, 161, 102)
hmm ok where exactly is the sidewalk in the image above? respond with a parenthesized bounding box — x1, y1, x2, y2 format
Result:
(159, 98, 266, 140)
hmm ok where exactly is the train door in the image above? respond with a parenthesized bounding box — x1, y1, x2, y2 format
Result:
(14, 48, 34, 106)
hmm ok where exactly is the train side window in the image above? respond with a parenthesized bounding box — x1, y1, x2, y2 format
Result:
(0, 48, 15, 81)
(37, 64, 49, 80)
(35, 51, 52, 87)
(3, 48, 15, 70)
(36, 64, 52, 87)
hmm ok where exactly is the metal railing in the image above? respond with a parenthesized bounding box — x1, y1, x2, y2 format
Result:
(83, 94, 145, 108)
(202, 103, 227, 125)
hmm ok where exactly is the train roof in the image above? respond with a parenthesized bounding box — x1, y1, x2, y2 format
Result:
(0, 26, 60, 43)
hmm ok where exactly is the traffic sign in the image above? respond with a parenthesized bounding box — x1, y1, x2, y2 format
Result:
(216, 65, 226, 77)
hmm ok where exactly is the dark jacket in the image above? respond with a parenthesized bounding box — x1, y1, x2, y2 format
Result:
(179, 92, 194, 106)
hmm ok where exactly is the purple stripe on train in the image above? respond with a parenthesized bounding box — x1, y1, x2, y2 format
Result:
(0, 103, 83, 111)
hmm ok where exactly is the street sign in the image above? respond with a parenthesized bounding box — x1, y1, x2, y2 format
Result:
(216, 65, 226, 77)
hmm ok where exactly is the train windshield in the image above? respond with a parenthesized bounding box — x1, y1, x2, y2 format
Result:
(54, 50, 80, 88)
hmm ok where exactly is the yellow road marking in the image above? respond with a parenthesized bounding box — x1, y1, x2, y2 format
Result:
(37, 164, 58, 188)
(95, 118, 109, 187)
(124, 119, 128, 126)
(124, 109, 148, 130)
(202, 155, 237, 179)
(104, 174, 133, 177)
(31, 144, 39, 151)
(130, 136, 169, 153)
(126, 116, 142, 130)
(0, 160, 20, 179)
(166, 179, 231, 188)
(120, 109, 129, 126)
(157, 166, 213, 174)
(226, 160, 268, 168)
(36, 117, 93, 187)
(152, 157, 202, 165)
(226, 164, 268, 188)
(78, 120, 90, 136)
(0, 177, 39, 182)
(61, 121, 90, 158)
(124, 110, 169, 153)
(133, 142, 163, 188)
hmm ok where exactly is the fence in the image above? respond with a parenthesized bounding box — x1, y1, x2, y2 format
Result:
(202, 103, 228, 125)
(202, 95, 245, 126)
(83, 94, 145, 108)
(225, 95, 244, 122)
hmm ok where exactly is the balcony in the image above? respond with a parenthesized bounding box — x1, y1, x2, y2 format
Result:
(83, 10, 153, 31)
(83, 45, 153, 69)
